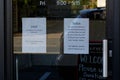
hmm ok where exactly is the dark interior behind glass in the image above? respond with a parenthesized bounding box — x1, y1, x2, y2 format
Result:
(13, 0, 112, 80)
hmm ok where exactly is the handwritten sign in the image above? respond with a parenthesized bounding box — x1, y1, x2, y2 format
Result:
(22, 18, 46, 53)
(64, 18, 89, 54)
(79, 42, 112, 80)
(79, 54, 104, 80)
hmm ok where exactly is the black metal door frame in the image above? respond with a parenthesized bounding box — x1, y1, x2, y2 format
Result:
(5, 0, 13, 80)
(0, 0, 4, 80)
(5, 0, 120, 80)
(112, 0, 120, 79)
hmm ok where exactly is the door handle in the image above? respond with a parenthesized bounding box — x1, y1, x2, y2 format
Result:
(103, 39, 108, 77)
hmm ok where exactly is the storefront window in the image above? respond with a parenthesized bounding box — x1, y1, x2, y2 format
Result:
(12, 0, 112, 80)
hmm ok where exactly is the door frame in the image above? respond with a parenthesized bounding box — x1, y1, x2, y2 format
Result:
(0, 0, 4, 80)
(112, 0, 120, 80)
(5, 0, 14, 80)
(5, 0, 120, 80)
(106, 0, 120, 79)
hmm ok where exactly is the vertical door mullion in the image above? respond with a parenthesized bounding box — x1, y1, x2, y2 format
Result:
(113, 0, 120, 79)
(5, 0, 13, 80)
(0, 0, 4, 80)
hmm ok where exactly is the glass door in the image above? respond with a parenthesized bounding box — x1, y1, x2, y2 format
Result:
(12, 0, 112, 80)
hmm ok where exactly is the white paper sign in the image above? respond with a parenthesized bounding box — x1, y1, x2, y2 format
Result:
(64, 18, 89, 54)
(97, 0, 106, 7)
(22, 18, 46, 53)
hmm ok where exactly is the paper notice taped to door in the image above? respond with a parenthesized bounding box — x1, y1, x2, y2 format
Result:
(64, 18, 89, 54)
(22, 18, 46, 53)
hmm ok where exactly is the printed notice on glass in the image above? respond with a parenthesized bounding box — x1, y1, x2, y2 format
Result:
(22, 18, 46, 53)
(64, 18, 89, 54)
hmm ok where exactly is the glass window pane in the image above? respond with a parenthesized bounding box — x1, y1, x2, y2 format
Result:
(12, 0, 112, 80)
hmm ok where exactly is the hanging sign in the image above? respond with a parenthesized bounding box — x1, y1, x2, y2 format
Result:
(22, 18, 46, 53)
(64, 18, 89, 54)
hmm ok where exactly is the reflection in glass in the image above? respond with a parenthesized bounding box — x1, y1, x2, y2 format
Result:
(13, 0, 106, 54)
(12, 0, 110, 80)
